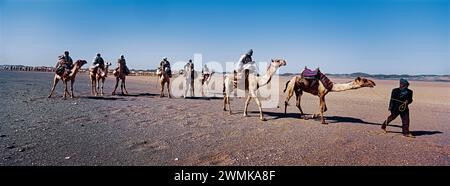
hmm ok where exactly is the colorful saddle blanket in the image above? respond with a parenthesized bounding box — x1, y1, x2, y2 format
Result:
(302, 68, 320, 78)
(299, 67, 334, 94)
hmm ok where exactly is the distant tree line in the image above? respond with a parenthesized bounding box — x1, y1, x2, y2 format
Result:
(1, 64, 448, 81)
(0, 65, 54, 72)
(0, 64, 164, 76)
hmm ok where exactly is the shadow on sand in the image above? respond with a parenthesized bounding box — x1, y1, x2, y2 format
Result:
(243, 111, 443, 136)
(386, 130, 443, 136)
(249, 111, 302, 121)
(81, 96, 123, 100)
(183, 97, 223, 100)
(325, 116, 382, 125)
(256, 111, 402, 128)
(116, 93, 160, 97)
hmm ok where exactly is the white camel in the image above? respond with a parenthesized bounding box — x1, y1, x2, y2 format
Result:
(223, 59, 287, 121)
(201, 65, 215, 97)
(182, 62, 195, 98)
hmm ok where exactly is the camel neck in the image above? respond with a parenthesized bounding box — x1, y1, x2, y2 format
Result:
(258, 64, 277, 86)
(69, 64, 80, 77)
(331, 81, 360, 92)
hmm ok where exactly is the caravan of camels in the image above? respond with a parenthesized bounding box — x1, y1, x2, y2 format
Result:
(48, 50, 376, 124)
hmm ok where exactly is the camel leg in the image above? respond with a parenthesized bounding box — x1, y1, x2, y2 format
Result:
(100, 79, 103, 95)
(93, 78, 97, 96)
(188, 80, 192, 97)
(319, 95, 328, 124)
(123, 77, 128, 95)
(202, 85, 204, 97)
(167, 80, 172, 98)
(70, 79, 75, 98)
(191, 81, 195, 97)
(90, 78, 93, 95)
(202, 82, 205, 97)
(296, 93, 308, 120)
(223, 95, 227, 111)
(223, 95, 232, 114)
(295, 90, 304, 115)
(254, 96, 266, 121)
(243, 96, 252, 117)
(65, 82, 72, 98)
(184, 80, 188, 98)
(160, 81, 165, 97)
(63, 81, 68, 100)
(120, 79, 124, 95)
(48, 76, 59, 98)
(96, 78, 100, 96)
(112, 77, 119, 95)
(284, 86, 295, 116)
(227, 96, 232, 114)
(101, 78, 105, 95)
(205, 82, 209, 97)
(96, 78, 100, 95)
(92, 78, 95, 96)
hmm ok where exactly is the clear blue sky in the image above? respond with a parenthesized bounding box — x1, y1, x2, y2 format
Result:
(1, 0, 449, 75)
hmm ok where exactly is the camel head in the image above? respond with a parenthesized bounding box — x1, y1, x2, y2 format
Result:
(354, 77, 376, 88)
(156, 68, 162, 76)
(74, 60, 87, 68)
(106, 62, 112, 68)
(270, 59, 287, 68)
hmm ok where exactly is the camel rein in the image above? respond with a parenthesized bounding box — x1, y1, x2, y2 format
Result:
(369, 89, 408, 112)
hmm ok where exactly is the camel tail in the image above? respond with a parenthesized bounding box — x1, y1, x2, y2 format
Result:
(283, 80, 290, 93)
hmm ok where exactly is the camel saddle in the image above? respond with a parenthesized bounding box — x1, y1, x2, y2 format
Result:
(302, 67, 320, 79)
(97, 68, 106, 77)
(91, 66, 106, 77)
(56, 66, 71, 79)
(56, 66, 65, 76)
(300, 67, 334, 93)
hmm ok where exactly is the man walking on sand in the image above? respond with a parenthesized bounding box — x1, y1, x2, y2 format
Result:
(382, 78, 415, 138)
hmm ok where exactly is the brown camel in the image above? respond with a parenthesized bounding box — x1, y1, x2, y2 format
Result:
(283, 69, 376, 124)
(156, 67, 172, 98)
(89, 62, 111, 96)
(112, 61, 128, 95)
(48, 60, 88, 99)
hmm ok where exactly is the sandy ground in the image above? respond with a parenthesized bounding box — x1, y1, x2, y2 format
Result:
(0, 71, 449, 166)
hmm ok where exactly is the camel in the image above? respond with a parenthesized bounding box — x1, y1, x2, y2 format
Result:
(182, 63, 195, 98)
(48, 60, 88, 99)
(156, 67, 172, 98)
(112, 61, 128, 95)
(283, 69, 376, 124)
(223, 59, 287, 121)
(201, 71, 215, 97)
(89, 62, 111, 96)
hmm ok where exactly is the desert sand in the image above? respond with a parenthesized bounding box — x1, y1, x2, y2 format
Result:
(0, 71, 449, 165)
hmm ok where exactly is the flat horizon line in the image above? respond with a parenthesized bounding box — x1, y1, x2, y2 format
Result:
(1, 64, 449, 76)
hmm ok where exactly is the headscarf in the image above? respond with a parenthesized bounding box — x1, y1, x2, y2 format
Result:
(399, 78, 409, 97)
(400, 78, 409, 87)
(246, 49, 253, 56)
